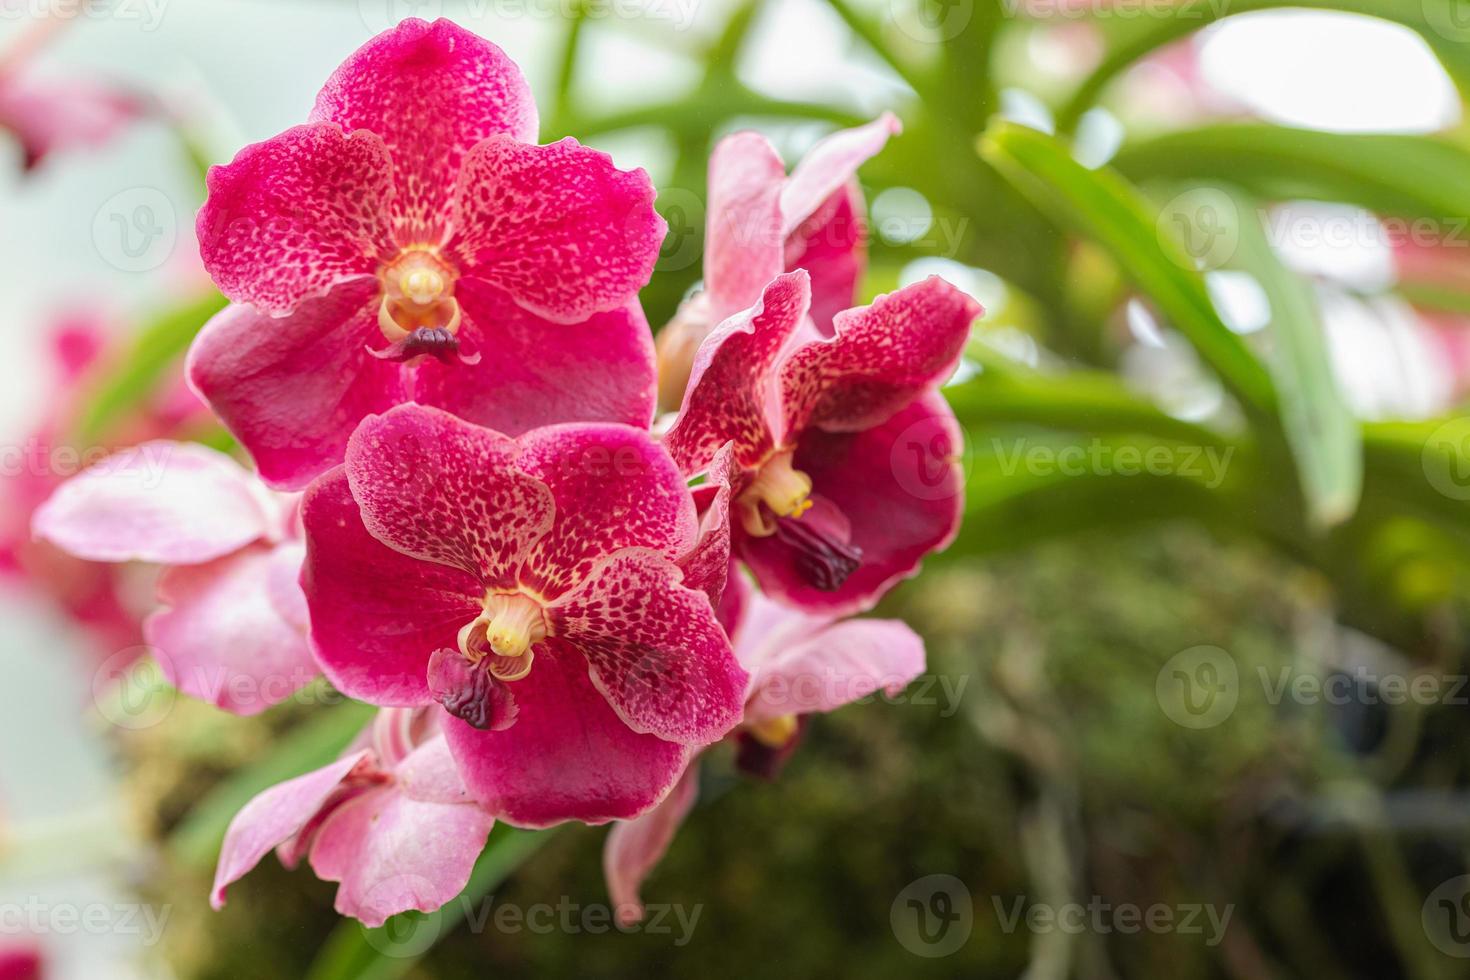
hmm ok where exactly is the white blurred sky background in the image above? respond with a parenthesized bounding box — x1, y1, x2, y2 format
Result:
(0, 3, 1463, 976)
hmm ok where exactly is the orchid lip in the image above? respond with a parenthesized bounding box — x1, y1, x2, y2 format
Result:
(773, 515, 862, 592)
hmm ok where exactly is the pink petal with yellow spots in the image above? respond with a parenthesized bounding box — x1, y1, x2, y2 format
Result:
(309, 17, 538, 242)
(196, 123, 395, 315)
(447, 136, 665, 323)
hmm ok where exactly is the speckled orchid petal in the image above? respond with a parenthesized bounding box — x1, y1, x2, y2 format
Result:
(146, 543, 318, 716)
(443, 640, 693, 827)
(603, 762, 699, 924)
(550, 548, 747, 745)
(778, 112, 901, 237)
(741, 394, 963, 615)
(703, 132, 787, 325)
(211, 750, 372, 909)
(778, 276, 981, 441)
(195, 123, 395, 315)
(309, 17, 538, 241)
(733, 591, 925, 724)
(447, 136, 665, 323)
(678, 442, 736, 610)
(415, 280, 656, 436)
(514, 423, 698, 599)
(186, 279, 407, 491)
(32, 441, 273, 565)
(664, 271, 812, 474)
(301, 469, 484, 706)
(344, 404, 553, 586)
(785, 184, 867, 332)
(307, 784, 495, 928)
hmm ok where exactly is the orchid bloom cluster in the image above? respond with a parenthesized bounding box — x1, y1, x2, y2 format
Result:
(32, 19, 982, 926)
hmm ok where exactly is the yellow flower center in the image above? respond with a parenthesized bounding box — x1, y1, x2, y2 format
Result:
(736, 450, 813, 537)
(457, 592, 548, 682)
(746, 714, 799, 748)
(378, 249, 461, 341)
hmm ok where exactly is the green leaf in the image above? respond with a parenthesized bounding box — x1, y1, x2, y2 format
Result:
(167, 700, 376, 871)
(977, 121, 1276, 416)
(70, 290, 226, 445)
(1114, 125, 1470, 223)
(944, 369, 1232, 449)
(303, 826, 560, 980)
(1214, 188, 1362, 529)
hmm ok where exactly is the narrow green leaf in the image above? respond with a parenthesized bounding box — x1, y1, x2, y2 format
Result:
(1114, 125, 1470, 223)
(1211, 188, 1362, 529)
(71, 290, 227, 445)
(304, 826, 560, 980)
(977, 121, 1276, 416)
(167, 700, 376, 870)
(944, 369, 1232, 450)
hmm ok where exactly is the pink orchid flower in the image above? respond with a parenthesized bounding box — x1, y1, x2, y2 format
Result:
(664, 269, 980, 615)
(32, 441, 318, 714)
(657, 114, 900, 409)
(603, 587, 925, 921)
(0, 942, 41, 980)
(212, 707, 494, 926)
(188, 18, 667, 490)
(300, 403, 747, 827)
(0, 74, 146, 172)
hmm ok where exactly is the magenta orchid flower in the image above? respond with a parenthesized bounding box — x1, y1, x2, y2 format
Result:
(32, 441, 318, 714)
(603, 588, 925, 921)
(657, 114, 900, 409)
(212, 707, 494, 926)
(664, 269, 979, 615)
(301, 403, 747, 826)
(188, 18, 666, 490)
